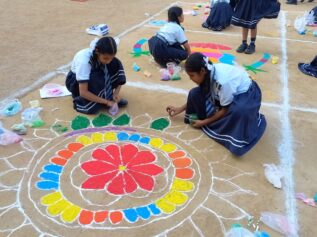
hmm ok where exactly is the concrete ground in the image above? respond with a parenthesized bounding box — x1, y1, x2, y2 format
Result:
(0, 1, 316, 237)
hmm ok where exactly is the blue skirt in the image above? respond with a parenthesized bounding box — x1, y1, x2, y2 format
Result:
(231, 0, 280, 29)
(148, 36, 188, 67)
(204, 2, 233, 31)
(185, 81, 266, 156)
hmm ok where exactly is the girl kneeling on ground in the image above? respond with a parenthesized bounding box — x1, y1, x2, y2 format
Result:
(66, 36, 128, 114)
(166, 53, 266, 156)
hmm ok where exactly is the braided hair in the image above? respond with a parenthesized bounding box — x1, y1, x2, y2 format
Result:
(89, 36, 117, 69)
(168, 6, 183, 26)
(185, 52, 213, 73)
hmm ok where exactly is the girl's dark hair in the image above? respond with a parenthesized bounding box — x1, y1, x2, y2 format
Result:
(168, 6, 183, 25)
(89, 36, 117, 68)
(185, 52, 213, 73)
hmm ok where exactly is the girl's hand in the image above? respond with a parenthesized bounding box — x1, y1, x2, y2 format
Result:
(166, 106, 182, 117)
(106, 100, 115, 107)
(191, 119, 205, 128)
(113, 94, 121, 103)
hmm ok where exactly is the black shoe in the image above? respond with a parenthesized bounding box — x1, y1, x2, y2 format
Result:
(308, 0, 314, 2)
(300, 0, 304, 2)
(236, 43, 248, 53)
(202, 22, 209, 29)
(286, 1, 297, 4)
(118, 98, 128, 107)
(245, 44, 256, 54)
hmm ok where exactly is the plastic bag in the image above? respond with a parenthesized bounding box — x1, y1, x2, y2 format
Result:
(263, 164, 283, 189)
(0, 99, 22, 117)
(21, 107, 44, 127)
(108, 103, 119, 116)
(225, 227, 254, 237)
(0, 122, 23, 145)
(294, 15, 307, 34)
(260, 212, 297, 236)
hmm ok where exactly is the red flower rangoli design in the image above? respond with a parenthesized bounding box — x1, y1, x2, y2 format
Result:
(81, 144, 164, 195)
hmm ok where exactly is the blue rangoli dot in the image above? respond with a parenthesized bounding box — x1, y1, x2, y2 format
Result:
(43, 164, 63, 174)
(36, 181, 59, 190)
(123, 208, 138, 223)
(136, 206, 151, 220)
(117, 132, 129, 141)
(39, 172, 60, 182)
(129, 134, 141, 142)
(139, 137, 150, 144)
(148, 204, 161, 215)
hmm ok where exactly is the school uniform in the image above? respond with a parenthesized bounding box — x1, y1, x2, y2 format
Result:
(185, 63, 266, 156)
(203, 0, 233, 31)
(231, 0, 280, 29)
(148, 22, 188, 67)
(65, 48, 126, 114)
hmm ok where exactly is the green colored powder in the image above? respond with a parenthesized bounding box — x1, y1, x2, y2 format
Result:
(150, 118, 170, 131)
(52, 124, 68, 133)
(31, 120, 45, 128)
(71, 115, 90, 130)
(112, 114, 130, 126)
(92, 113, 113, 127)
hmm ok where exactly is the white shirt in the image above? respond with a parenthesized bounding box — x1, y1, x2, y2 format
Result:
(71, 48, 92, 81)
(213, 64, 251, 106)
(157, 22, 187, 45)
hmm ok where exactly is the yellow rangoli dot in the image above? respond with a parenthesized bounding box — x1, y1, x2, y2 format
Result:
(47, 199, 72, 216)
(118, 165, 126, 171)
(104, 132, 117, 141)
(163, 190, 188, 206)
(91, 132, 104, 143)
(171, 179, 194, 192)
(76, 135, 92, 146)
(161, 143, 177, 153)
(61, 205, 82, 223)
(40, 192, 63, 205)
(155, 198, 176, 214)
(149, 138, 164, 148)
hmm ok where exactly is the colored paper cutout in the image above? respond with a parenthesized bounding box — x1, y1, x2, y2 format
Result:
(112, 114, 130, 126)
(71, 116, 90, 130)
(150, 118, 170, 131)
(92, 113, 112, 127)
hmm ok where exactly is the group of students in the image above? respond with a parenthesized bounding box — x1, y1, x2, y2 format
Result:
(66, 0, 283, 156)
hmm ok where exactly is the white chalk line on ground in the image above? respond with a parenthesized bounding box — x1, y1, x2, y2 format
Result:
(144, 24, 317, 44)
(279, 11, 298, 237)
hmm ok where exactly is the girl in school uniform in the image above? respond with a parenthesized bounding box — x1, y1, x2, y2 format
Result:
(148, 6, 191, 67)
(166, 53, 266, 156)
(231, 0, 280, 54)
(202, 0, 233, 31)
(65, 37, 128, 114)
